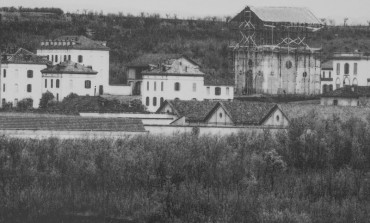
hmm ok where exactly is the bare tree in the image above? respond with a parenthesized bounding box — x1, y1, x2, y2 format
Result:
(344, 17, 349, 26)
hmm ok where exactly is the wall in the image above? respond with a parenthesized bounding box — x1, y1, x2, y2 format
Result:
(36, 49, 110, 90)
(234, 49, 321, 95)
(1, 63, 46, 108)
(331, 59, 370, 90)
(104, 84, 132, 96)
(144, 124, 286, 136)
(80, 112, 177, 125)
(205, 105, 233, 125)
(0, 129, 147, 139)
(320, 97, 359, 106)
(262, 108, 289, 127)
(203, 85, 234, 100)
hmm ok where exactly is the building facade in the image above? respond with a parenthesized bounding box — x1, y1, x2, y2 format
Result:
(321, 60, 334, 94)
(0, 48, 50, 108)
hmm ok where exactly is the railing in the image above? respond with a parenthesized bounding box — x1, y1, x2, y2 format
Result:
(321, 77, 333, 81)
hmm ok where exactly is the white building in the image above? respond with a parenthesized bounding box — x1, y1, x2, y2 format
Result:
(41, 61, 99, 101)
(320, 60, 334, 94)
(324, 52, 370, 91)
(37, 35, 110, 95)
(127, 54, 234, 112)
(0, 48, 50, 108)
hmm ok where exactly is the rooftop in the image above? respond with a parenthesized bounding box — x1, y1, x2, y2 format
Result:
(1, 48, 50, 65)
(204, 76, 234, 86)
(322, 86, 370, 98)
(217, 101, 278, 125)
(127, 54, 183, 67)
(0, 115, 146, 132)
(41, 61, 98, 74)
(38, 35, 109, 51)
(232, 6, 321, 25)
(321, 60, 333, 70)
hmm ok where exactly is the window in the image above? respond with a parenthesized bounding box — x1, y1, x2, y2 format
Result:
(303, 72, 307, 78)
(193, 83, 196, 92)
(337, 63, 340, 75)
(354, 63, 358, 75)
(51, 79, 53, 88)
(344, 63, 349, 75)
(353, 78, 358, 86)
(56, 79, 60, 88)
(219, 113, 223, 118)
(52, 55, 54, 62)
(147, 81, 150, 91)
(2, 99, 5, 105)
(146, 97, 150, 106)
(27, 84, 32, 92)
(64, 55, 67, 61)
(215, 87, 221, 96)
(336, 78, 341, 89)
(248, 59, 253, 67)
(27, 70, 33, 78)
(3, 69, 6, 78)
(55, 55, 58, 62)
(3, 84, 5, 92)
(207, 87, 210, 95)
(153, 97, 157, 106)
(78, 55, 83, 63)
(226, 87, 230, 95)
(276, 115, 280, 122)
(68, 55, 71, 61)
(161, 82, 164, 91)
(185, 66, 188, 72)
(85, 80, 91, 89)
(45, 79, 47, 88)
(329, 85, 333, 92)
(160, 97, 164, 106)
(333, 100, 338, 106)
(323, 84, 327, 94)
(154, 82, 157, 91)
(47, 55, 50, 60)
(286, 61, 292, 69)
(56, 93, 59, 102)
(329, 71, 332, 78)
(343, 77, 350, 86)
(323, 71, 326, 78)
(174, 82, 180, 91)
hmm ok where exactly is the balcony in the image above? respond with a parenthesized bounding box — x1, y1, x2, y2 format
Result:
(321, 77, 333, 81)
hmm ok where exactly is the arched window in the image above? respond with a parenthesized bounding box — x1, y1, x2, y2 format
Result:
(45, 79, 47, 88)
(215, 87, 221, 95)
(27, 70, 33, 78)
(336, 63, 340, 75)
(51, 55, 54, 62)
(64, 55, 67, 61)
(353, 78, 358, 86)
(68, 55, 71, 61)
(51, 79, 54, 88)
(354, 63, 358, 75)
(161, 82, 164, 91)
(207, 87, 210, 95)
(154, 82, 157, 91)
(193, 83, 197, 92)
(56, 93, 59, 101)
(3, 69, 6, 78)
(55, 55, 58, 63)
(146, 97, 150, 106)
(336, 78, 341, 89)
(27, 84, 32, 92)
(2, 84, 5, 92)
(147, 81, 149, 91)
(329, 85, 333, 92)
(323, 84, 327, 94)
(344, 63, 350, 75)
(153, 97, 157, 106)
(286, 61, 293, 69)
(343, 77, 350, 86)
(56, 79, 60, 88)
(160, 97, 164, 106)
(226, 87, 230, 95)
(78, 55, 83, 63)
(174, 82, 180, 91)
(85, 80, 91, 89)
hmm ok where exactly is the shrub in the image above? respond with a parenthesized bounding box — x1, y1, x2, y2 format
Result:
(16, 98, 33, 111)
(39, 91, 54, 109)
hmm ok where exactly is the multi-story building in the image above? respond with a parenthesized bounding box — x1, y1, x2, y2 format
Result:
(0, 48, 50, 108)
(37, 35, 110, 95)
(321, 60, 334, 93)
(127, 54, 234, 112)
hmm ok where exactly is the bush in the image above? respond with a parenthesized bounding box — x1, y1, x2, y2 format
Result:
(39, 91, 54, 109)
(16, 98, 34, 111)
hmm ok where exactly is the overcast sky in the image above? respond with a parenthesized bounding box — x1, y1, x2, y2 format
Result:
(2, 0, 370, 24)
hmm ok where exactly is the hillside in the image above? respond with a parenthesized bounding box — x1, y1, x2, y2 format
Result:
(2, 7, 370, 84)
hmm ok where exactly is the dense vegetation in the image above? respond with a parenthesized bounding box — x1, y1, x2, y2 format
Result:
(1, 111, 370, 222)
(3, 7, 370, 84)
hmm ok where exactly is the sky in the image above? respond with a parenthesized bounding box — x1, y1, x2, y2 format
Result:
(2, 0, 370, 24)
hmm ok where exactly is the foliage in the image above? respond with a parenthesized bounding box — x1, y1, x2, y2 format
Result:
(38, 91, 54, 109)
(16, 98, 33, 111)
(1, 113, 370, 222)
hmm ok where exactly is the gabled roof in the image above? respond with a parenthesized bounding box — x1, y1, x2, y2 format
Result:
(127, 54, 200, 68)
(0, 115, 146, 132)
(232, 6, 321, 25)
(1, 48, 50, 65)
(157, 100, 218, 122)
(210, 101, 278, 125)
(38, 35, 109, 51)
(41, 61, 98, 74)
(321, 60, 333, 70)
(204, 76, 234, 86)
(322, 86, 370, 98)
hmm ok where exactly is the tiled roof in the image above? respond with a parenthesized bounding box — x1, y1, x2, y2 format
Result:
(321, 60, 333, 70)
(0, 115, 146, 132)
(219, 101, 277, 125)
(127, 54, 183, 67)
(1, 48, 50, 65)
(38, 35, 109, 51)
(163, 100, 219, 122)
(232, 6, 321, 25)
(321, 86, 370, 98)
(204, 75, 234, 86)
(41, 61, 98, 74)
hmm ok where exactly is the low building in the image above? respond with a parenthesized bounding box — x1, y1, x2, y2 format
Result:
(0, 48, 50, 108)
(321, 60, 334, 94)
(157, 100, 289, 127)
(41, 61, 99, 101)
(320, 85, 370, 106)
(127, 54, 234, 112)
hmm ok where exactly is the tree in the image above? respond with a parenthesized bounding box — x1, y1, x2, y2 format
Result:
(39, 91, 54, 109)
